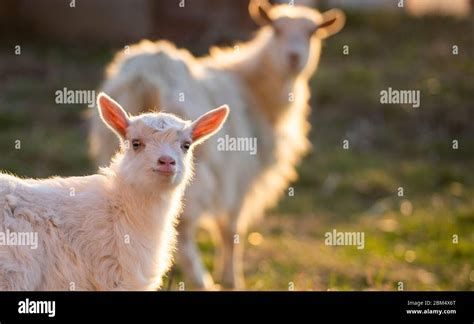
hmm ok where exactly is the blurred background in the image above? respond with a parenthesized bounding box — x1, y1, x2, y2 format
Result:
(0, 0, 473, 290)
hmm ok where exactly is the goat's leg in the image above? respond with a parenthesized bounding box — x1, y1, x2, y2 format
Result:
(216, 217, 245, 290)
(177, 218, 215, 290)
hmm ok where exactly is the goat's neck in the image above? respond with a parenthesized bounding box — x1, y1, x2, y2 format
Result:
(109, 173, 180, 239)
(96, 173, 182, 289)
(239, 46, 306, 126)
(104, 158, 178, 233)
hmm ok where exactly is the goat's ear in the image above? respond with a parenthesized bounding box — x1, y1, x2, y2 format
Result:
(314, 9, 346, 39)
(190, 105, 229, 145)
(249, 0, 273, 26)
(97, 92, 130, 139)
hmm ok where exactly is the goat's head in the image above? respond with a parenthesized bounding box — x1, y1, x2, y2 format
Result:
(97, 93, 229, 189)
(249, 0, 345, 76)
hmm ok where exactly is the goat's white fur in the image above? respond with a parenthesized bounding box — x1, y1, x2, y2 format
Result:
(0, 93, 228, 291)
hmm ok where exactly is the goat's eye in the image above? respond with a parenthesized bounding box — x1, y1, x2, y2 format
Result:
(181, 141, 191, 152)
(131, 139, 142, 151)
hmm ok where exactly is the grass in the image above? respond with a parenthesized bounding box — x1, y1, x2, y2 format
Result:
(0, 10, 473, 290)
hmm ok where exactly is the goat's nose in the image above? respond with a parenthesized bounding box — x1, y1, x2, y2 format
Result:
(158, 155, 176, 166)
(288, 53, 300, 67)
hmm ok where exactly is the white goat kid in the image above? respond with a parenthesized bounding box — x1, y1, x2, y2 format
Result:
(90, 0, 345, 289)
(0, 93, 228, 291)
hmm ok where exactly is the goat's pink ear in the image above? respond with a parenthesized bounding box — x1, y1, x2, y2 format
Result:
(97, 92, 130, 139)
(191, 105, 229, 145)
(249, 0, 272, 26)
(315, 9, 346, 39)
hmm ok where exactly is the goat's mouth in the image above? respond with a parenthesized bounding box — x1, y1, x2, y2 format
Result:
(152, 168, 177, 177)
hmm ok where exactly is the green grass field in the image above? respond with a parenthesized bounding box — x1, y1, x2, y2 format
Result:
(0, 10, 473, 290)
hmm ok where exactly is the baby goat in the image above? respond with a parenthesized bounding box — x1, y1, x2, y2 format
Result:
(0, 93, 228, 290)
